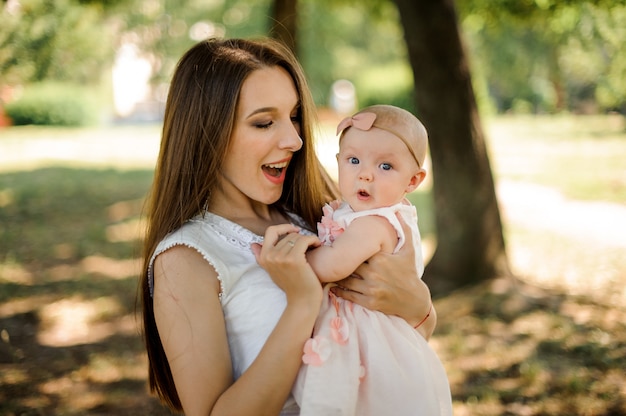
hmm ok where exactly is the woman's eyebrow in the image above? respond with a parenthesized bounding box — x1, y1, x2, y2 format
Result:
(245, 107, 276, 119)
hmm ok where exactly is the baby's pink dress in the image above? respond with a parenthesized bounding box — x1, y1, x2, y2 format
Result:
(292, 200, 452, 416)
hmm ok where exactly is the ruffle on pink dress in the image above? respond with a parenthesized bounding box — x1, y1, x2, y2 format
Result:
(292, 201, 452, 416)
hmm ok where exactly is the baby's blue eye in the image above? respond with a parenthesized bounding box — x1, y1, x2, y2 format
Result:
(380, 163, 392, 171)
(348, 157, 359, 165)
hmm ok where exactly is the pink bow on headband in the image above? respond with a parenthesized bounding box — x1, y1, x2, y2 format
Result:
(336, 112, 377, 135)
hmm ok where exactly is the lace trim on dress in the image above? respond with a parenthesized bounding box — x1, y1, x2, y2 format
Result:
(194, 212, 264, 249)
(149, 212, 264, 300)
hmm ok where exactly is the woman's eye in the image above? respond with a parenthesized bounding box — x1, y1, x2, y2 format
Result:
(348, 157, 359, 165)
(380, 163, 392, 171)
(256, 121, 273, 129)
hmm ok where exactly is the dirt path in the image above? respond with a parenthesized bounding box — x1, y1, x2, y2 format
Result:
(498, 179, 626, 307)
(498, 180, 626, 248)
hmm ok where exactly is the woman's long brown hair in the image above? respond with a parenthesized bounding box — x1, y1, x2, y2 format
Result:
(140, 38, 338, 412)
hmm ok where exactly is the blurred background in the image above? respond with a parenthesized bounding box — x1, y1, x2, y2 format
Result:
(2, 0, 625, 124)
(0, 0, 625, 415)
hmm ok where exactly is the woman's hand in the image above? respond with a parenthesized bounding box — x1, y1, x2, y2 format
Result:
(252, 224, 323, 306)
(330, 214, 436, 338)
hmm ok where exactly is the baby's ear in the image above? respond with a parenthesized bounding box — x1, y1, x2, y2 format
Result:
(405, 169, 426, 193)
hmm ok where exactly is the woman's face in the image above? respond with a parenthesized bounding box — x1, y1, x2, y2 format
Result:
(218, 66, 303, 208)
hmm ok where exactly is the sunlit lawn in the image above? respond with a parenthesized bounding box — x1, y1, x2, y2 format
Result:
(0, 114, 625, 415)
(486, 114, 626, 204)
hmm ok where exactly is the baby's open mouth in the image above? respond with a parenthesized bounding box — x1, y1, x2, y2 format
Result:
(358, 190, 370, 197)
(262, 161, 288, 178)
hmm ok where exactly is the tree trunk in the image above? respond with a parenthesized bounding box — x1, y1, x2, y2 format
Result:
(269, 0, 299, 54)
(393, 0, 510, 294)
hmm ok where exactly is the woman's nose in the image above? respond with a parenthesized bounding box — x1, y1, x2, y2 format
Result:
(280, 123, 303, 152)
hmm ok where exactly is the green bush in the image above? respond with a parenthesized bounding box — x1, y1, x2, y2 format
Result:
(5, 83, 99, 126)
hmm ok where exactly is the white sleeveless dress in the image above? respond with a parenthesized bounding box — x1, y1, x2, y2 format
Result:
(148, 211, 305, 414)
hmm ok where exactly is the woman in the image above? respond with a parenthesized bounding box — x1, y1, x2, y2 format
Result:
(140, 37, 435, 415)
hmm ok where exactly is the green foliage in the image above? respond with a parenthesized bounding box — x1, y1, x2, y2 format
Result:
(2, 0, 624, 116)
(459, 0, 626, 113)
(353, 62, 415, 112)
(0, 0, 113, 85)
(5, 83, 99, 126)
(114, 0, 274, 86)
(299, 0, 410, 107)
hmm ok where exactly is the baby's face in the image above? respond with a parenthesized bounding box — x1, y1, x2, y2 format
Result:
(337, 127, 423, 212)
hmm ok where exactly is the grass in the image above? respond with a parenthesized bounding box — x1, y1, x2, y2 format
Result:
(0, 114, 625, 415)
(485, 114, 626, 204)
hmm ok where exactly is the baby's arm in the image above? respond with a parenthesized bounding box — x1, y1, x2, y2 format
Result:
(307, 214, 398, 283)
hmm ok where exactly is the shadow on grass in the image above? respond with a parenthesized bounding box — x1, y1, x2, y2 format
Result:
(0, 167, 174, 415)
(436, 278, 626, 415)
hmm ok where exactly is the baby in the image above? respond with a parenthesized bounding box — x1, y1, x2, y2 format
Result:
(294, 104, 452, 416)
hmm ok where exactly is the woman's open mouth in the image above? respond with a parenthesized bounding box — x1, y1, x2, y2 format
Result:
(262, 160, 289, 183)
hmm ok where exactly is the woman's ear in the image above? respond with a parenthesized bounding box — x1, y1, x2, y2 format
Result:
(405, 169, 426, 193)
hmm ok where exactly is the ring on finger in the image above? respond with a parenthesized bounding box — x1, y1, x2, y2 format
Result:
(286, 240, 295, 247)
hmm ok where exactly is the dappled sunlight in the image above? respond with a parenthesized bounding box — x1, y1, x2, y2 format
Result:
(39, 376, 107, 411)
(19, 395, 53, 413)
(41, 377, 108, 413)
(37, 297, 125, 347)
(0, 167, 168, 413)
(35, 255, 141, 283)
(0, 261, 34, 285)
(0, 188, 14, 207)
(106, 218, 145, 243)
(0, 366, 29, 385)
(507, 235, 626, 306)
(31, 349, 152, 414)
(444, 321, 538, 376)
(0, 295, 56, 319)
(32, 350, 146, 400)
(106, 198, 146, 243)
(77, 354, 142, 384)
(509, 311, 556, 339)
(434, 276, 626, 415)
(107, 198, 145, 223)
(81, 255, 141, 280)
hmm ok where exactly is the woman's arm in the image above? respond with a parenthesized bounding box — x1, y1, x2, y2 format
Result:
(153, 225, 323, 416)
(330, 214, 437, 339)
(153, 246, 233, 415)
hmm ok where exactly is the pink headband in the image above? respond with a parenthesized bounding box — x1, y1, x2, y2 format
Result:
(336, 112, 422, 168)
